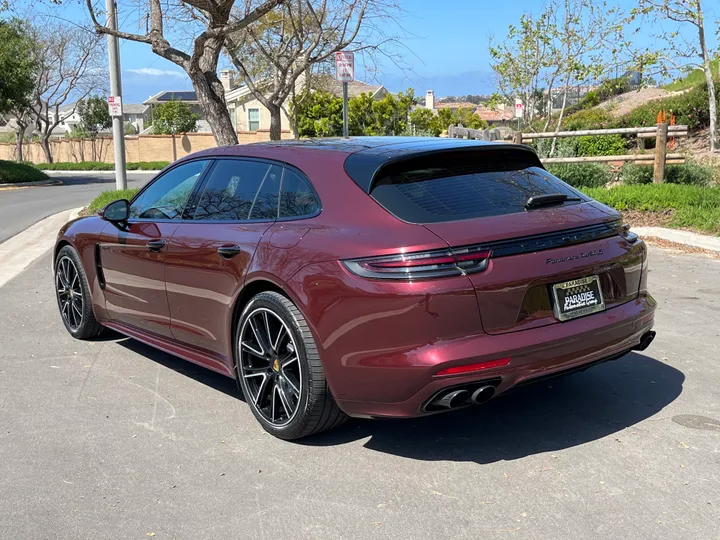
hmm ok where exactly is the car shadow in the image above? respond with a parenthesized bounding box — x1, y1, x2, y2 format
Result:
(302, 353, 684, 463)
(104, 339, 684, 462)
(116, 337, 241, 400)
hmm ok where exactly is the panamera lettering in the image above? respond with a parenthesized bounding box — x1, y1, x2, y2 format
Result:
(546, 249, 603, 265)
(564, 290, 598, 311)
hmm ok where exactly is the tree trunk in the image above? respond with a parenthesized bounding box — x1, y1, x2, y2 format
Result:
(190, 71, 238, 147)
(15, 127, 25, 162)
(697, 8, 717, 151)
(268, 103, 282, 141)
(41, 136, 53, 163)
(550, 82, 570, 157)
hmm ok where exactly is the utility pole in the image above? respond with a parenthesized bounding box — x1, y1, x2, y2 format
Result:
(106, 0, 127, 190)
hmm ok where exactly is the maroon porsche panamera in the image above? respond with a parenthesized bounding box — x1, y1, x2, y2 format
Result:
(54, 137, 656, 439)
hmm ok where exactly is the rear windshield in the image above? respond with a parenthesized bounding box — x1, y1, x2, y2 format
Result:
(370, 153, 586, 224)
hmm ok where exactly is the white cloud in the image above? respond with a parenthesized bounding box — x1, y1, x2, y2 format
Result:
(126, 68, 186, 78)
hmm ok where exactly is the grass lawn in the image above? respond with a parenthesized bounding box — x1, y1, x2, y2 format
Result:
(0, 160, 50, 184)
(583, 184, 720, 236)
(86, 188, 140, 214)
(36, 161, 169, 171)
(663, 60, 719, 92)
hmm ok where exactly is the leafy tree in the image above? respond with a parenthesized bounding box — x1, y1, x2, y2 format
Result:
(635, 0, 718, 151)
(409, 108, 442, 136)
(292, 90, 343, 137)
(85, 0, 286, 146)
(226, 0, 401, 140)
(0, 19, 38, 162)
(124, 121, 137, 135)
(78, 95, 111, 137)
(293, 88, 416, 137)
(0, 19, 36, 113)
(151, 101, 200, 135)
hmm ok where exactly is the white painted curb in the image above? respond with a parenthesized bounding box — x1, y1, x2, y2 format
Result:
(0, 207, 83, 288)
(634, 226, 720, 253)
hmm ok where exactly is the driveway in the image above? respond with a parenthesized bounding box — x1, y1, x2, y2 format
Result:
(0, 172, 154, 243)
(0, 246, 718, 539)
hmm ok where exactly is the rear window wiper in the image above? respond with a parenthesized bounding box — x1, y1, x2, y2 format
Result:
(525, 193, 583, 209)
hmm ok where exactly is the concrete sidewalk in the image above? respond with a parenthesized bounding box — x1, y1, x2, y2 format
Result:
(634, 226, 720, 252)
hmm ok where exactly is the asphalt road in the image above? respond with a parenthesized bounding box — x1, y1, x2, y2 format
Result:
(0, 172, 154, 243)
(0, 246, 719, 539)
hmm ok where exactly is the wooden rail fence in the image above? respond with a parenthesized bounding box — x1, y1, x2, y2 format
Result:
(448, 122, 687, 183)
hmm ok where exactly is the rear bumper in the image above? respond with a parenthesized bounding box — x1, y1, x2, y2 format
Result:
(334, 293, 656, 418)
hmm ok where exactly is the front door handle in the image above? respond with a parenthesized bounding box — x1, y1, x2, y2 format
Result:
(147, 239, 166, 252)
(217, 245, 242, 259)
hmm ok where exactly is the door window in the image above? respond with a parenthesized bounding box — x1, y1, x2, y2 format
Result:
(279, 168, 320, 218)
(130, 160, 209, 220)
(193, 159, 282, 221)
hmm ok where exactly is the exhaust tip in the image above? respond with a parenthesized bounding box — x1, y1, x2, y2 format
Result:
(470, 385, 496, 404)
(634, 331, 656, 352)
(432, 389, 470, 409)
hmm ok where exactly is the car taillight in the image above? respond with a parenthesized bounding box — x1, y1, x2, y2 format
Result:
(343, 246, 491, 280)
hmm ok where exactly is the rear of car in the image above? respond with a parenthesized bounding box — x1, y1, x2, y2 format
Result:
(291, 140, 655, 418)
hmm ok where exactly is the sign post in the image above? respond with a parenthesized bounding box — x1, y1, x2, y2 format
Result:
(335, 51, 355, 138)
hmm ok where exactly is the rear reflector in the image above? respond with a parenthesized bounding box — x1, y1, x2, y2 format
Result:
(436, 357, 511, 376)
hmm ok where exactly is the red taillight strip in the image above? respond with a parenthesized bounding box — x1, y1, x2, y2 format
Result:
(436, 357, 511, 376)
(368, 255, 456, 268)
(343, 246, 492, 280)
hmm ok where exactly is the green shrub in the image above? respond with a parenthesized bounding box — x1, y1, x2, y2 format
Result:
(0, 160, 49, 184)
(666, 160, 714, 186)
(620, 160, 715, 186)
(535, 137, 581, 158)
(127, 161, 170, 171)
(580, 90, 600, 108)
(621, 83, 716, 131)
(577, 134, 626, 156)
(86, 188, 140, 214)
(581, 184, 720, 234)
(562, 108, 617, 131)
(620, 163, 653, 185)
(546, 162, 612, 188)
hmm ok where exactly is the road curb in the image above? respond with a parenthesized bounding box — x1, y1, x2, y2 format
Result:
(0, 179, 63, 189)
(633, 226, 720, 252)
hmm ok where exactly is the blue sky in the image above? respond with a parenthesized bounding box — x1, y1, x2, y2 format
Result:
(27, 0, 720, 104)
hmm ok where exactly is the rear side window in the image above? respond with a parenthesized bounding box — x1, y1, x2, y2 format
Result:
(279, 168, 320, 218)
(193, 160, 281, 221)
(370, 153, 586, 223)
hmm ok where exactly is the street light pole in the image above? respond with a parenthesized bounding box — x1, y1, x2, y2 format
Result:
(106, 0, 127, 190)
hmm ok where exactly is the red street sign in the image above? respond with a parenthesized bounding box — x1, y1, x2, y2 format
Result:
(335, 51, 355, 83)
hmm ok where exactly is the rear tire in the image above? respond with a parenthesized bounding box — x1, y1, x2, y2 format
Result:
(54, 245, 104, 340)
(235, 291, 347, 440)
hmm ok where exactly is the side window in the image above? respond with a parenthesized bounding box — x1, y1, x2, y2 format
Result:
(193, 160, 281, 221)
(130, 160, 209, 220)
(279, 168, 320, 218)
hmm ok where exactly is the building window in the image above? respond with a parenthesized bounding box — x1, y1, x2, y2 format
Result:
(248, 108, 260, 131)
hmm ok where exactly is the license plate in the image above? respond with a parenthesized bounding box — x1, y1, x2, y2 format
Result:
(552, 275, 605, 321)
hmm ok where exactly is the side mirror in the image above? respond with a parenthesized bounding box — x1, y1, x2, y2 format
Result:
(100, 199, 130, 223)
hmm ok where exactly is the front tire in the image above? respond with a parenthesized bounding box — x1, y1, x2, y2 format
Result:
(235, 291, 346, 440)
(54, 245, 104, 339)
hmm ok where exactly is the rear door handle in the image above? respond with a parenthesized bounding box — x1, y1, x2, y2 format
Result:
(147, 239, 166, 252)
(217, 245, 242, 259)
